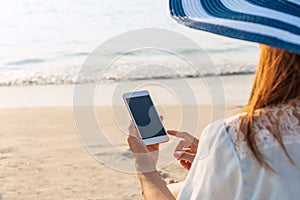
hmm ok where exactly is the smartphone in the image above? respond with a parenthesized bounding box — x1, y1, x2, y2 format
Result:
(123, 90, 169, 145)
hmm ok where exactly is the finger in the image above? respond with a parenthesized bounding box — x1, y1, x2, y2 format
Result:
(128, 124, 136, 136)
(168, 130, 199, 151)
(182, 147, 192, 152)
(180, 160, 191, 170)
(146, 143, 159, 152)
(128, 120, 134, 131)
(167, 130, 194, 143)
(127, 135, 147, 153)
(128, 121, 140, 138)
(180, 160, 188, 169)
(174, 140, 191, 153)
(167, 130, 178, 136)
(173, 151, 195, 163)
(159, 115, 164, 121)
(128, 122, 134, 135)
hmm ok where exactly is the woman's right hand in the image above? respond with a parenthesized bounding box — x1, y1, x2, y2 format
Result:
(167, 130, 199, 170)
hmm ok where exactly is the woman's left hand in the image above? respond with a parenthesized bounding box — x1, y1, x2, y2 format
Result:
(127, 121, 160, 173)
(127, 119, 176, 200)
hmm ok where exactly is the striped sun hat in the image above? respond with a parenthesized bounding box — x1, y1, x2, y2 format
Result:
(169, 0, 300, 54)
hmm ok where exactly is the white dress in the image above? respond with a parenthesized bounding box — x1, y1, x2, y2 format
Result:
(177, 101, 300, 200)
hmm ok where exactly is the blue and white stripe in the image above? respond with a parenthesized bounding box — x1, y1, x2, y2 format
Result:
(170, 0, 300, 54)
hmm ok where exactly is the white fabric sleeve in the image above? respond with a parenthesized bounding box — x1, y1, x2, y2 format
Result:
(176, 120, 244, 200)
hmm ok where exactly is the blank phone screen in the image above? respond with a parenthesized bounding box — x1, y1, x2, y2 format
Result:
(126, 95, 166, 139)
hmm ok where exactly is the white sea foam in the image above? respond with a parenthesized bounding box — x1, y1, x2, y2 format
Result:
(0, 63, 255, 86)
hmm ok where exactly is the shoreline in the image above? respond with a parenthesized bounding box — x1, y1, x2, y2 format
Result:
(0, 74, 254, 108)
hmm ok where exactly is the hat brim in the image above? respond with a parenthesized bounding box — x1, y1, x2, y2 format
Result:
(169, 0, 300, 54)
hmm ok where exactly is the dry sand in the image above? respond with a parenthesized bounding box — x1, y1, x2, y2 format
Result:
(0, 105, 241, 200)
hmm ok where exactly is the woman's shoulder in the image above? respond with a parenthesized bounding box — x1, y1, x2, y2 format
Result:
(224, 101, 300, 157)
(225, 101, 300, 135)
(198, 100, 300, 158)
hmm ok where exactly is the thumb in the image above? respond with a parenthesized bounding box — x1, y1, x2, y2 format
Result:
(173, 151, 195, 163)
(127, 135, 147, 153)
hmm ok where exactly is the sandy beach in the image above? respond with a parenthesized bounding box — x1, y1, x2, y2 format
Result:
(0, 75, 253, 199)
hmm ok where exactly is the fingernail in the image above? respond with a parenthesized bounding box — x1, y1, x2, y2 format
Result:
(174, 152, 179, 158)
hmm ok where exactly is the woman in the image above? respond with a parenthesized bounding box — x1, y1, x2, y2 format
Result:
(128, 0, 300, 199)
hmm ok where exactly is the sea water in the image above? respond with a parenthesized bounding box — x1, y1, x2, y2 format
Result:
(0, 0, 259, 86)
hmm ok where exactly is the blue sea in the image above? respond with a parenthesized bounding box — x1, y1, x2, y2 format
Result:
(0, 0, 259, 86)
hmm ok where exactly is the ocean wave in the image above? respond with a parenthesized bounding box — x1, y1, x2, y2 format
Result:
(6, 58, 46, 66)
(0, 65, 255, 86)
(5, 52, 90, 68)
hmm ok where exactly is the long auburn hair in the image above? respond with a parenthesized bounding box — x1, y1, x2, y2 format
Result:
(240, 45, 300, 171)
